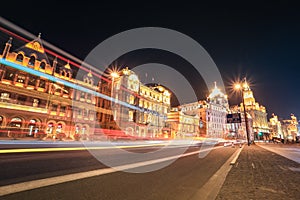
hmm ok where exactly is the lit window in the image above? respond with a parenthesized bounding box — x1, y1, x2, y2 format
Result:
(56, 123, 62, 133)
(1, 92, 10, 100)
(129, 95, 135, 104)
(129, 110, 134, 121)
(33, 99, 39, 107)
(17, 74, 26, 83)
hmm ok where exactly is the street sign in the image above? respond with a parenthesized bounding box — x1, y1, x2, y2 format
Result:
(226, 113, 241, 123)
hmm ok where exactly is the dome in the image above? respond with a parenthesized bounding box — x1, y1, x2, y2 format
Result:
(209, 82, 225, 99)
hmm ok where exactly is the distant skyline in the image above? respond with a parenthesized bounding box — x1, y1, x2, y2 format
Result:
(0, 1, 299, 119)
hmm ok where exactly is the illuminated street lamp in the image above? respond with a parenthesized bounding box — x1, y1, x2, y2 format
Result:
(234, 78, 251, 146)
(110, 71, 120, 121)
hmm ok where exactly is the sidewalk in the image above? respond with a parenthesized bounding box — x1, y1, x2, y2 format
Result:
(216, 144, 300, 200)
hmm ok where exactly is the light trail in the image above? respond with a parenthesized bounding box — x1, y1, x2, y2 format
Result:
(0, 17, 107, 80)
(0, 20, 153, 102)
(0, 143, 168, 154)
(0, 58, 166, 117)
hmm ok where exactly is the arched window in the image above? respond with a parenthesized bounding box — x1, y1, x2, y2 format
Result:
(75, 125, 80, 134)
(9, 117, 22, 128)
(28, 119, 38, 136)
(82, 125, 87, 134)
(39, 61, 46, 70)
(56, 123, 63, 133)
(28, 56, 36, 66)
(47, 123, 54, 134)
(16, 53, 24, 62)
(0, 116, 3, 126)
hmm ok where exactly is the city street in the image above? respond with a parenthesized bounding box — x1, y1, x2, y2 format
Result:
(0, 141, 238, 200)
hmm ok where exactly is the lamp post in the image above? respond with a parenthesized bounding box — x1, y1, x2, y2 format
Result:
(110, 71, 120, 122)
(234, 79, 251, 146)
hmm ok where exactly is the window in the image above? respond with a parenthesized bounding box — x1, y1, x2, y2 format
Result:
(33, 99, 39, 107)
(39, 61, 46, 70)
(80, 92, 85, 99)
(129, 95, 135, 104)
(1, 92, 10, 101)
(17, 74, 26, 83)
(16, 53, 24, 62)
(129, 110, 134, 121)
(60, 106, 66, 113)
(139, 99, 143, 107)
(28, 75, 36, 86)
(39, 79, 46, 88)
(3, 69, 15, 81)
(28, 56, 35, 66)
(56, 123, 62, 133)
(9, 117, 22, 128)
(51, 104, 58, 112)
(17, 95, 26, 103)
(47, 123, 54, 134)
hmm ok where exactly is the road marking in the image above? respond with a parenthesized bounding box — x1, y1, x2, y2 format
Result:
(251, 162, 255, 169)
(230, 145, 244, 165)
(0, 146, 223, 196)
(190, 146, 243, 200)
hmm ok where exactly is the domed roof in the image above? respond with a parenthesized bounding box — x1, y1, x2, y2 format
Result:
(64, 60, 71, 70)
(209, 82, 226, 99)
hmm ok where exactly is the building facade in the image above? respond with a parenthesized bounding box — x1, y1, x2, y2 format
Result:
(179, 82, 229, 139)
(167, 107, 199, 138)
(269, 113, 284, 140)
(239, 81, 269, 140)
(281, 114, 298, 142)
(0, 34, 171, 140)
(111, 68, 171, 138)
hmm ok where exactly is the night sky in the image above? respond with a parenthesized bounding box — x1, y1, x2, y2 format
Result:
(1, 1, 299, 119)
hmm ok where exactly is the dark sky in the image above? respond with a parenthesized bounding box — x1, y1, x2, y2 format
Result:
(1, 1, 299, 119)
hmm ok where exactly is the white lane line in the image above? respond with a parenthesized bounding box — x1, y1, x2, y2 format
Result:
(0, 146, 223, 196)
(190, 146, 244, 200)
(230, 145, 244, 165)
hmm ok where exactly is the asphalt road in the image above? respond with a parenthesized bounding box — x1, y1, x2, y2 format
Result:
(0, 143, 238, 200)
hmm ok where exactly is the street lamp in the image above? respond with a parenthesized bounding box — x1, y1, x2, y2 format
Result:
(110, 71, 120, 121)
(234, 78, 251, 146)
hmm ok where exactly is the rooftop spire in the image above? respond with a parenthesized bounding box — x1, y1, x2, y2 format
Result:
(7, 37, 13, 44)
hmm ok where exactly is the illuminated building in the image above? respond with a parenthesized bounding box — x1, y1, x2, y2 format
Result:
(166, 107, 199, 138)
(0, 35, 114, 139)
(110, 68, 171, 138)
(238, 80, 269, 140)
(269, 113, 284, 139)
(0, 33, 173, 140)
(178, 82, 229, 138)
(281, 114, 298, 142)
